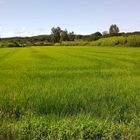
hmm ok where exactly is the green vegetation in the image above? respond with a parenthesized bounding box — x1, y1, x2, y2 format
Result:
(0, 24, 140, 48)
(1, 46, 140, 139)
(109, 24, 120, 36)
(0, 41, 25, 48)
(57, 35, 140, 47)
(89, 35, 140, 47)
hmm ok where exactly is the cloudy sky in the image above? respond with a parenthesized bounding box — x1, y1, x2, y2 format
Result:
(0, 0, 140, 37)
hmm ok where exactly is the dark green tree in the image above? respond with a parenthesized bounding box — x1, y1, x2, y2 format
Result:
(109, 24, 120, 36)
(75, 35, 82, 40)
(60, 29, 69, 41)
(93, 32, 102, 40)
(51, 27, 62, 43)
(82, 32, 102, 41)
(68, 32, 75, 41)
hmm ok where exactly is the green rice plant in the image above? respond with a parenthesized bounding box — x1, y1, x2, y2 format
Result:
(0, 46, 140, 139)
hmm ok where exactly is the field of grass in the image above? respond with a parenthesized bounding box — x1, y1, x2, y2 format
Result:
(0, 46, 140, 139)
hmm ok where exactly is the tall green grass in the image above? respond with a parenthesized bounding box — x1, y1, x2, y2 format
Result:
(56, 35, 140, 47)
(89, 35, 140, 47)
(0, 46, 140, 139)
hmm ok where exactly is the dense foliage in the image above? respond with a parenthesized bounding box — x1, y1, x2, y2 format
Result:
(57, 35, 140, 47)
(1, 116, 140, 140)
(109, 24, 120, 36)
(0, 32, 140, 48)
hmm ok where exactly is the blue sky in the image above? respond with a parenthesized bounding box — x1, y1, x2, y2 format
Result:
(0, 0, 140, 37)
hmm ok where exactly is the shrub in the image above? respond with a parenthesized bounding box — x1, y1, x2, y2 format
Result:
(1, 116, 140, 140)
(55, 41, 89, 46)
(0, 42, 25, 48)
(91, 35, 140, 47)
(56, 35, 140, 47)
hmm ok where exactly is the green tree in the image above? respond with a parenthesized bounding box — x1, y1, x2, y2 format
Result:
(51, 27, 62, 43)
(93, 32, 102, 40)
(82, 32, 102, 41)
(68, 32, 75, 41)
(75, 35, 82, 40)
(60, 29, 69, 41)
(109, 24, 120, 36)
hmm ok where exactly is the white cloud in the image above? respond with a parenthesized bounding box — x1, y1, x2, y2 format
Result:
(0, 27, 49, 38)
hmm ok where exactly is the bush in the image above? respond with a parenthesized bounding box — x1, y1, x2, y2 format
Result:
(126, 35, 140, 47)
(1, 116, 140, 140)
(55, 41, 89, 46)
(0, 42, 25, 48)
(55, 43, 61, 46)
(90, 35, 140, 47)
(55, 35, 140, 47)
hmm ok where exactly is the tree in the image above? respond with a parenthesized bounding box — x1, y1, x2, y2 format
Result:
(60, 29, 69, 41)
(109, 24, 120, 36)
(82, 32, 102, 41)
(68, 31, 75, 41)
(51, 27, 62, 43)
(75, 35, 82, 40)
(93, 32, 102, 40)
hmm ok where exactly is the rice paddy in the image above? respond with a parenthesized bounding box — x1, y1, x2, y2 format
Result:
(0, 46, 140, 139)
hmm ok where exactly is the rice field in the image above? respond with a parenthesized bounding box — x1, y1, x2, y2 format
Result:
(0, 46, 140, 140)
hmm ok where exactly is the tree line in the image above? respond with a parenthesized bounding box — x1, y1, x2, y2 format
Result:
(51, 24, 120, 43)
(0, 24, 140, 47)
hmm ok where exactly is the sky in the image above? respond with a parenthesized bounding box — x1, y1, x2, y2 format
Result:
(0, 0, 140, 37)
